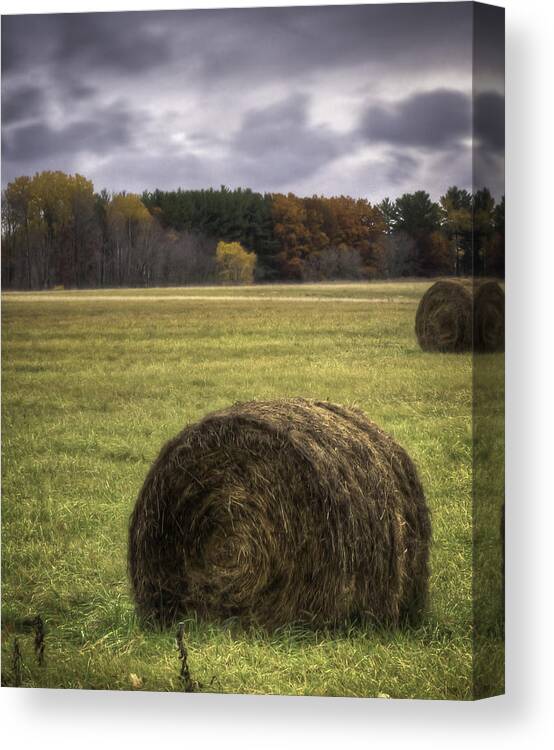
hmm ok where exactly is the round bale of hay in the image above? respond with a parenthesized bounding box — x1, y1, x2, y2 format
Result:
(474, 281, 505, 353)
(129, 399, 431, 630)
(415, 280, 473, 352)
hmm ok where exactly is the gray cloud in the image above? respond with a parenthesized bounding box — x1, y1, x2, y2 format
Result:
(231, 95, 346, 187)
(68, 82, 97, 101)
(1, 5, 474, 82)
(475, 91, 504, 152)
(361, 89, 471, 149)
(385, 152, 420, 187)
(1, 3, 504, 199)
(90, 151, 205, 194)
(3, 102, 138, 163)
(2, 84, 45, 125)
(1, 13, 173, 76)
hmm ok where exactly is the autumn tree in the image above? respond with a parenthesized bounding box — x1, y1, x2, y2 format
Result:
(270, 193, 386, 279)
(2, 170, 504, 287)
(215, 241, 256, 284)
(68, 174, 99, 287)
(426, 230, 454, 275)
(271, 193, 310, 277)
(31, 171, 75, 287)
(107, 193, 153, 285)
(1, 176, 33, 288)
(1, 171, 98, 288)
(142, 186, 279, 279)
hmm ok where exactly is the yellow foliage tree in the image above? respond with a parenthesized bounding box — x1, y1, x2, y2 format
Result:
(11, 171, 96, 288)
(216, 241, 256, 284)
(108, 193, 152, 226)
(107, 193, 153, 285)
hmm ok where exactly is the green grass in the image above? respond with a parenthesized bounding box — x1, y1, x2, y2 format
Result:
(1, 281, 503, 698)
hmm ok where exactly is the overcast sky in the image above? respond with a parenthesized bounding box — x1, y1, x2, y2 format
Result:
(1, 3, 504, 201)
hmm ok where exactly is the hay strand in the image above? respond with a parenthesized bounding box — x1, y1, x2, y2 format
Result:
(129, 398, 431, 630)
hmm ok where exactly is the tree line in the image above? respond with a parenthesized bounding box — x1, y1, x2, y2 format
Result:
(1, 171, 504, 289)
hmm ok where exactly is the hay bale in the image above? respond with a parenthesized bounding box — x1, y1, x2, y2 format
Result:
(474, 281, 505, 353)
(415, 280, 472, 352)
(128, 398, 431, 630)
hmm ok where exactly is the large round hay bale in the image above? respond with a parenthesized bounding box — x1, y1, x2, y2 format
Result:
(474, 281, 505, 352)
(129, 398, 431, 630)
(415, 280, 472, 352)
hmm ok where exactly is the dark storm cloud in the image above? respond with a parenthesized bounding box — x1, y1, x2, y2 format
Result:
(473, 149, 504, 197)
(1, 4, 473, 83)
(474, 2, 505, 82)
(361, 89, 471, 149)
(68, 82, 97, 101)
(0, 3, 503, 198)
(475, 92, 505, 152)
(1, 83, 44, 124)
(231, 95, 346, 186)
(1, 12, 173, 75)
(385, 152, 420, 186)
(55, 14, 175, 73)
(3, 102, 138, 162)
(184, 3, 473, 89)
(473, 92, 505, 197)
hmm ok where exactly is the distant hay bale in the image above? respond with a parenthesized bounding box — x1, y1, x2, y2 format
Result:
(415, 280, 473, 352)
(474, 281, 505, 353)
(128, 398, 431, 630)
(415, 279, 505, 353)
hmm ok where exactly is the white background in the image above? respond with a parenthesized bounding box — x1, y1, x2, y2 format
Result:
(1, 1, 552, 748)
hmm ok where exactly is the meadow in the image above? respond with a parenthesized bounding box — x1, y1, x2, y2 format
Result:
(1, 280, 503, 698)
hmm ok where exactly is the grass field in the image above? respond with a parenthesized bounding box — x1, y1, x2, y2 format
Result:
(1, 280, 503, 698)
